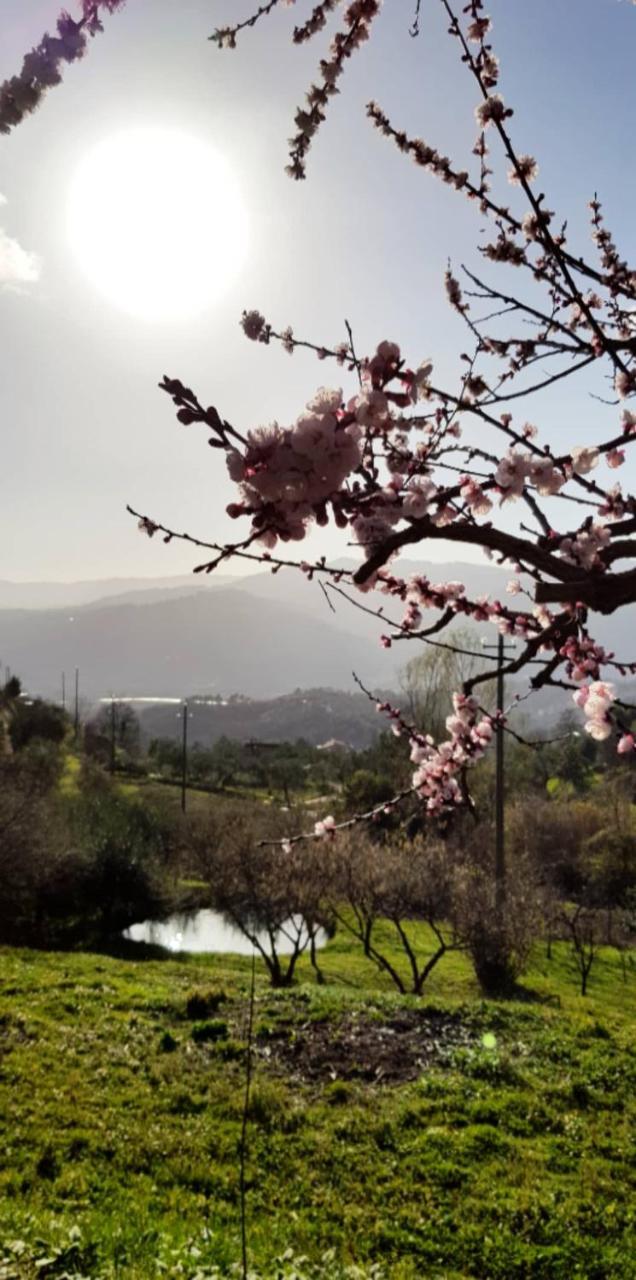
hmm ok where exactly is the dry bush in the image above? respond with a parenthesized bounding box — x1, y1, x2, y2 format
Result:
(507, 798, 605, 898)
(189, 804, 330, 986)
(0, 748, 67, 945)
(509, 789, 636, 910)
(324, 833, 463, 995)
(450, 821, 543, 995)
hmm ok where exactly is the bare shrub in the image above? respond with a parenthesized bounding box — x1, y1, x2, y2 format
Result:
(191, 805, 329, 987)
(451, 821, 543, 995)
(559, 904, 603, 997)
(325, 834, 463, 995)
(508, 799, 605, 900)
(0, 747, 66, 944)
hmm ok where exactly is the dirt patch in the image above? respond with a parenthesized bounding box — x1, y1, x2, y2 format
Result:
(257, 1008, 473, 1085)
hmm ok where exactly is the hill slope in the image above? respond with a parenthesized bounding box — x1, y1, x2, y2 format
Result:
(0, 587, 395, 701)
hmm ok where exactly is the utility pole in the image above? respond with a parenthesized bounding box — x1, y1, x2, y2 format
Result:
(481, 634, 516, 915)
(61, 672, 66, 712)
(181, 699, 189, 813)
(74, 668, 80, 741)
(110, 697, 117, 774)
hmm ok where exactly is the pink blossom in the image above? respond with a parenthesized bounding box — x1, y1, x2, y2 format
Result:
(475, 94, 508, 129)
(559, 523, 610, 571)
(607, 448, 625, 468)
(529, 457, 565, 496)
(574, 680, 615, 741)
(403, 479, 437, 517)
(617, 734, 635, 755)
(615, 369, 636, 399)
(314, 814, 336, 838)
(355, 388, 390, 429)
(460, 477, 493, 516)
(570, 446, 599, 475)
(508, 155, 538, 185)
(495, 450, 529, 501)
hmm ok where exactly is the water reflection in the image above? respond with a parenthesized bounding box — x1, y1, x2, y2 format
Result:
(124, 909, 325, 956)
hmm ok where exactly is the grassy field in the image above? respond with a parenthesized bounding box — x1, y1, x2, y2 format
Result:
(0, 928, 634, 1279)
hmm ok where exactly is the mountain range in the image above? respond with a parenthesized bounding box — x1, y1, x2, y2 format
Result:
(0, 562, 632, 736)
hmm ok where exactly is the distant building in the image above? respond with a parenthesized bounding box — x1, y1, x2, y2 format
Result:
(317, 737, 349, 753)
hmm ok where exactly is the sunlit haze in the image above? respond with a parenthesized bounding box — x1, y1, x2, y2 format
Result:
(67, 128, 248, 321)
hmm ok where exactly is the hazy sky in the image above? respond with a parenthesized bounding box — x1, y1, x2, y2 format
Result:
(1, 0, 635, 582)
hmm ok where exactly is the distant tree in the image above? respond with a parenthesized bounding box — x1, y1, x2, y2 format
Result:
(451, 818, 543, 994)
(148, 736, 182, 775)
(343, 769, 394, 814)
(9, 698, 68, 751)
(400, 628, 492, 742)
(191, 806, 328, 987)
(87, 703, 141, 766)
(0, 676, 21, 755)
(560, 903, 603, 997)
(326, 834, 463, 995)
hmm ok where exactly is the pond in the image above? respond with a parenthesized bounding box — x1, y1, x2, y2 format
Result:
(124, 909, 326, 955)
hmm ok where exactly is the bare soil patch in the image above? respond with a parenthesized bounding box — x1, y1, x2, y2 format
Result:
(257, 1007, 473, 1085)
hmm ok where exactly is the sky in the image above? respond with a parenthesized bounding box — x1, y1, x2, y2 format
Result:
(1, 0, 635, 583)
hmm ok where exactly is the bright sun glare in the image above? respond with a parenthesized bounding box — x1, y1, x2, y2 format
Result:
(68, 127, 248, 321)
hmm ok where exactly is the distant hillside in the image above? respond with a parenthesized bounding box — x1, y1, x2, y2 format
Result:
(137, 688, 387, 750)
(0, 587, 396, 701)
(0, 560, 632, 715)
(0, 574, 234, 611)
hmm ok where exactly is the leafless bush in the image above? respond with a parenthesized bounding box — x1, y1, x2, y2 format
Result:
(325, 834, 463, 995)
(559, 904, 603, 997)
(450, 821, 543, 995)
(190, 805, 329, 986)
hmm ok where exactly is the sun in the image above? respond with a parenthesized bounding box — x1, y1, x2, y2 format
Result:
(67, 127, 249, 321)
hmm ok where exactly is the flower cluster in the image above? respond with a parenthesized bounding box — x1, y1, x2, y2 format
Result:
(225, 387, 362, 547)
(459, 475, 493, 516)
(559, 523, 610, 572)
(494, 449, 566, 501)
(410, 693, 496, 815)
(573, 681, 616, 741)
(475, 94, 511, 130)
(560, 635, 610, 683)
(286, 0, 381, 179)
(314, 814, 336, 838)
(0, 3, 125, 135)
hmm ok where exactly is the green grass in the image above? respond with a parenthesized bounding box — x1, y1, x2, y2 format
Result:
(0, 932, 634, 1279)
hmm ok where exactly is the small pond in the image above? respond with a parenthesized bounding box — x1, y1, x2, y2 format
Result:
(124, 909, 326, 956)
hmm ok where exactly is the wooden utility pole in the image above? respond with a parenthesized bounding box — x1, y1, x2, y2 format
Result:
(74, 668, 80, 741)
(481, 634, 516, 914)
(181, 699, 189, 813)
(110, 697, 116, 773)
